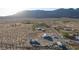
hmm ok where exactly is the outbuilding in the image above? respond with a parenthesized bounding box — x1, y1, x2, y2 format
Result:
(35, 27, 45, 32)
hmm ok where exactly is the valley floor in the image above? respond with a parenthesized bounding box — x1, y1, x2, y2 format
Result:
(0, 18, 79, 50)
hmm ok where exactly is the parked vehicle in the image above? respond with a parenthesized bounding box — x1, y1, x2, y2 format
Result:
(30, 39, 40, 46)
(42, 33, 53, 41)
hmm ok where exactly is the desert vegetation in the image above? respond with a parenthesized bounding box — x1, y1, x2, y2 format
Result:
(0, 18, 78, 49)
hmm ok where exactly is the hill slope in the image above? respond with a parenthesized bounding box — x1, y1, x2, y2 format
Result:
(1, 8, 79, 19)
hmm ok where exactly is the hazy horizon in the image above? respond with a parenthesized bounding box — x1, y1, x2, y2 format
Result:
(0, 8, 78, 17)
(0, 8, 58, 16)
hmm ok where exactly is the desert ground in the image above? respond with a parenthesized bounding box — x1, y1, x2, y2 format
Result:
(0, 18, 79, 50)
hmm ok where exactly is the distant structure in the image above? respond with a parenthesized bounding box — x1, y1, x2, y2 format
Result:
(42, 33, 53, 41)
(35, 27, 45, 32)
(56, 42, 68, 50)
(30, 39, 40, 46)
(73, 33, 79, 41)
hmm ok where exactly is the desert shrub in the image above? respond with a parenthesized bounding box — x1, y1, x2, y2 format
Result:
(22, 21, 32, 24)
(62, 32, 70, 38)
(55, 28, 60, 32)
(62, 20, 70, 23)
(32, 22, 49, 30)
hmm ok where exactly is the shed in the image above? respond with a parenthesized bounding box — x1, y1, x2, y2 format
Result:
(35, 27, 45, 31)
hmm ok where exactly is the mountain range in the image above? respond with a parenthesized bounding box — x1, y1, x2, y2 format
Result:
(1, 8, 79, 19)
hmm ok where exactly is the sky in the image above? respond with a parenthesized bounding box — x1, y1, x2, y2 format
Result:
(0, 0, 78, 16)
(0, 0, 58, 16)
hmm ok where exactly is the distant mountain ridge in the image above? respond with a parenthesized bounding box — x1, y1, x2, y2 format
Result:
(1, 8, 79, 18)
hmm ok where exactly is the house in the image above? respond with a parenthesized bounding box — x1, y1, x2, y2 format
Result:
(30, 39, 40, 46)
(35, 27, 45, 32)
(63, 27, 74, 31)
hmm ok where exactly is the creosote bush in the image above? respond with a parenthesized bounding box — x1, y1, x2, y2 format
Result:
(32, 22, 49, 30)
(62, 32, 70, 38)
